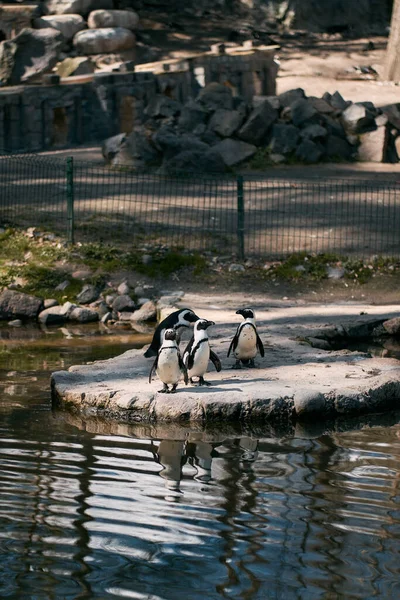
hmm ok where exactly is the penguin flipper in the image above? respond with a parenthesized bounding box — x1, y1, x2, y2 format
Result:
(227, 329, 239, 358)
(149, 356, 158, 383)
(183, 335, 195, 369)
(210, 350, 222, 372)
(256, 333, 265, 357)
(144, 346, 157, 358)
(178, 353, 189, 385)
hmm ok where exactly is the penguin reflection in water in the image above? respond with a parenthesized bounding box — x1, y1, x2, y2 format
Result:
(183, 319, 221, 386)
(228, 308, 264, 369)
(149, 328, 188, 393)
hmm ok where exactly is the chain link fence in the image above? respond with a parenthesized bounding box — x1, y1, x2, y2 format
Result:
(1, 153, 400, 259)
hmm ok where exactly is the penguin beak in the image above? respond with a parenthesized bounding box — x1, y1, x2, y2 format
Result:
(205, 320, 215, 329)
(236, 309, 244, 317)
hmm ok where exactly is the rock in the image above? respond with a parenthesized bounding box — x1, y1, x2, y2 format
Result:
(112, 294, 136, 312)
(325, 135, 353, 160)
(295, 139, 323, 163)
(177, 101, 207, 132)
(142, 255, 152, 266)
(381, 104, 400, 130)
(33, 14, 86, 42)
(110, 128, 159, 168)
(308, 97, 335, 114)
(238, 100, 278, 145)
(294, 391, 325, 417)
(134, 286, 145, 297)
(269, 153, 286, 164)
(375, 114, 389, 127)
(102, 133, 126, 164)
(38, 303, 72, 325)
(253, 95, 280, 110)
(278, 88, 306, 108)
(72, 269, 92, 280)
(105, 294, 117, 305)
(300, 124, 327, 141)
(8, 319, 22, 327)
(153, 127, 208, 159)
(269, 124, 300, 154)
(90, 300, 109, 317)
(55, 280, 70, 291)
(321, 115, 346, 138)
(290, 99, 318, 128)
(101, 311, 112, 324)
(341, 103, 375, 134)
(0, 27, 63, 86)
(73, 27, 135, 54)
(383, 317, 400, 336)
(88, 9, 139, 30)
(357, 127, 389, 162)
(44, 298, 59, 308)
(213, 138, 256, 167)
(69, 306, 99, 323)
(208, 109, 245, 137)
(0, 290, 43, 321)
(55, 56, 94, 77)
(131, 300, 157, 322)
(117, 281, 130, 295)
(44, 0, 113, 15)
(164, 149, 226, 173)
(76, 284, 100, 304)
(228, 263, 245, 273)
(306, 337, 332, 350)
(197, 82, 234, 112)
(329, 91, 348, 111)
(145, 95, 182, 119)
(326, 266, 345, 279)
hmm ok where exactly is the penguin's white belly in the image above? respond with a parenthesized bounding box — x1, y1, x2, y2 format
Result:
(235, 326, 257, 359)
(157, 349, 181, 384)
(188, 343, 210, 377)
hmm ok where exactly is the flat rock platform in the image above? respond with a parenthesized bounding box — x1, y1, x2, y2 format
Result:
(51, 298, 400, 426)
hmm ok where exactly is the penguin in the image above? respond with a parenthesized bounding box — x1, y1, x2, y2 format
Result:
(149, 328, 188, 393)
(144, 308, 200, 358)
(183, 319, 221, 386)
(227, 308, 264, 369)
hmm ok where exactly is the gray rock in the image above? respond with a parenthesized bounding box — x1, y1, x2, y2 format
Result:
(213, 138, 256, 167)
(208, 109, 245, 137)
(278, 88, 306, 108)
(102, 133, 126, 164)
(118, 311, 135, 321)
(8, 319, 22, 327)
(326, 266, 345, 279)
(105, 294, 117, 305)
(131, 300, 157, 322)
(134, 286, 145, 297)
(76, 284, 100, 304)
(269, 124, 300, 154)
(55, 56, 94, 77)
(55, 280, 70, 291)
(44, 0, 113, 15)
(269, 153, 286, 164)
(306, 337, 332, 350)
(325, 135, 353, 160)
(321, 115, 346, 138)
(357, 127, 389, 162)
(381, 104, 400, 130)
(112, 294, 136, 312)
(145, 95, 182, 119)
(295, 140, 323, 163)
(38, 303, 72, 325)
(308, 97, 335, 114)
(341, 103, 375, 134)
(101, 311, 112, 324)
(88, 9, 139, 30)
(44, 298, 59, 309)
(290, 99, 318, 128)
(294, 391, 325, 416)
(383, 317, 400, 336)
(164, 149, 226, 173)
(33, 14, 86, 41)
(228, 263, 245, 273)
(117, 281, 130, 295)
(73, 27, 135, 54)
(153, 127, 208, 159)
(197, 82, 234, 112)
(90, 300, 109, 317)
(0, 27, 63, 85)
(142, 255, 152, 266)
(69, 306, 99, 323)
(110, 128, 159, 168)
(253, 95, 280, 110)
(0, 290, 43, 321)
(238, 100, 278, 145)
(330, 91, 348, 111)
(300, 124, 328, 141)
(177, 101, 206, 132)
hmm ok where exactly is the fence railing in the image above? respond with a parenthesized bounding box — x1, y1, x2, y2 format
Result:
(1, 153, 400, 259)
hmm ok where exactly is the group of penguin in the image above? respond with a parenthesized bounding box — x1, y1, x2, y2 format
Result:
(145, 307, 265, 394)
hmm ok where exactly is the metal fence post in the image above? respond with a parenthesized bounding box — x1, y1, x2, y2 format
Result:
(237, 174, 245, 260)
(66, 156, 74, 244)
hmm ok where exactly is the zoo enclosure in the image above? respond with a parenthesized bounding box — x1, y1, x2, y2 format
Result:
(1, 153, 400, 260)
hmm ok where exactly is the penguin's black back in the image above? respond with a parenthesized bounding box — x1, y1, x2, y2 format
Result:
(144, 309, 194, 358)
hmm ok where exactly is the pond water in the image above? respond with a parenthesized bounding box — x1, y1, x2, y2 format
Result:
(1, 324, 400, 600)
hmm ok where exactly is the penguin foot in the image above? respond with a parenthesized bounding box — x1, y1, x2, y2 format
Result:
(158, 385, 170, 393)
(232, 361, 242, 370)
(247, 359, 257, 369)
(198, 377, 212, 386)
(190, 377, 197, 385)
(170, 383, 178, 394)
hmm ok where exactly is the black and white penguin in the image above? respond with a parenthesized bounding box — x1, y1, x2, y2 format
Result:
(183, 319, 221, 386)
(227, 308, 264, 369)
(149, 328, 188, 394)
(144, 308, 200, 358)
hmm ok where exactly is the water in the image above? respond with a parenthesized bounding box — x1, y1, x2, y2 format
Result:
(1, 323, 400, 600)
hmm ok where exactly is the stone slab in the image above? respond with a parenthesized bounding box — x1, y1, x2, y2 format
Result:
(51, 301, 400, 426)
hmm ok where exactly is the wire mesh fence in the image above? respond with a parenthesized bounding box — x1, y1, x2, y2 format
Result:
(1, 152, 400, 259)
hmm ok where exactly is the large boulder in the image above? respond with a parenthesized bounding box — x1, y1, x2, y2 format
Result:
(208, 109, 245, 138)
(325, 135, 353, 160)
(0, 27, 63, 85)
(73, 27, 135, 54)
(33, 14, 86, 42)
(153, 127, 208, 159)
(144, 95, 182, 119)
(88, 10, 139, 30)
(164, 148, 226, 173)
(290, 99, 319, 128)
(102, 133, 127, 164)
(111, 128, 159, 168)
(269, 124, 300, 154)
(357, 127, 389, 162)
(213, 138, 256, 167)
(0, 290, 43, 321)
(295, 139, 323, 163)
(55, 56, 94, 77)
(44, 1, 113, 16)
(197, 82, 234, 112)
(177, 101, 207, 132)
(341, 103, 376, 134)
(278, 88, 306, 108)
(238, 100, 278, 145)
